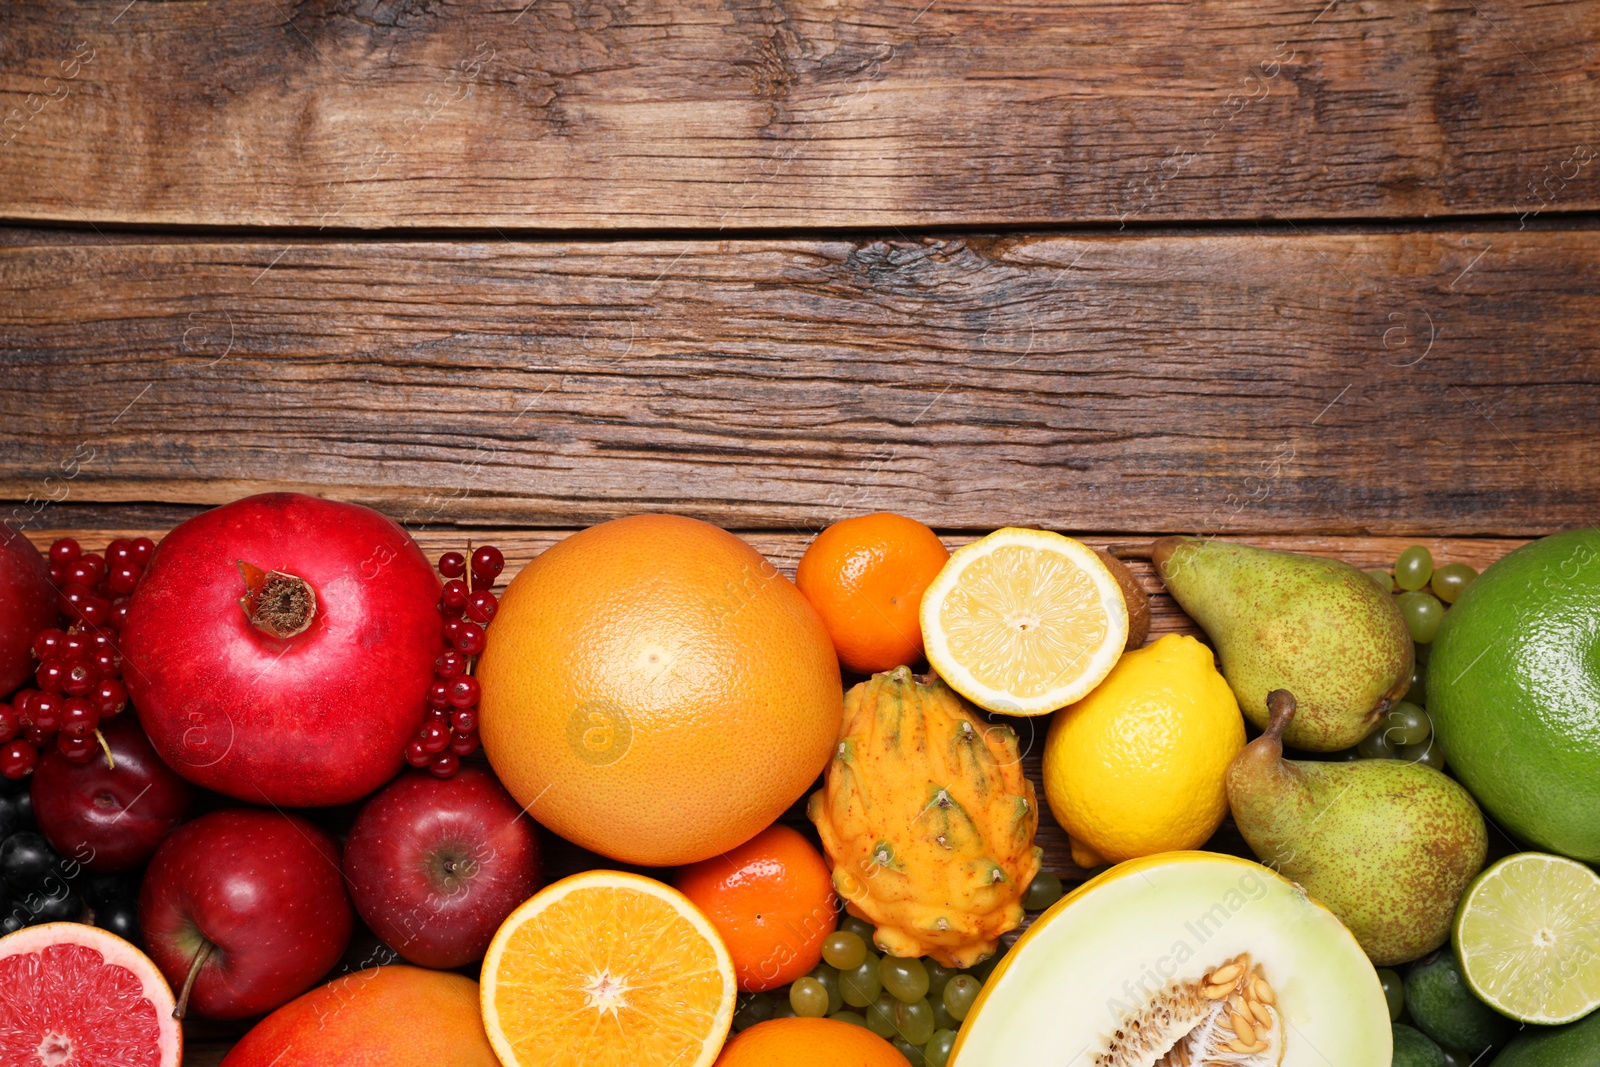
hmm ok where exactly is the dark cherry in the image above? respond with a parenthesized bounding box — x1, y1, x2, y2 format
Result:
(95, 898, 140, 944)
(1, 832, 61, 891)
(29, 889, 82, 923)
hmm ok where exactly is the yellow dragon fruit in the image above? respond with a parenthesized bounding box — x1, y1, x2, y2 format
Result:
(808, 666, 1043, 967)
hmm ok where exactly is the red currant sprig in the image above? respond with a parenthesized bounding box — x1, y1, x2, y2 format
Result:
(0, 536, 151, 778)
(407, 544, 504, 779)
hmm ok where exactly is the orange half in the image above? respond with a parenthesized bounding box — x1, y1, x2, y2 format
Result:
(480, 871, 736, 1067)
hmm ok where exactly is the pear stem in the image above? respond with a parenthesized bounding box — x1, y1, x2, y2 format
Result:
(173, 940, 214, 1020)
(1262, 689, 1297, 745)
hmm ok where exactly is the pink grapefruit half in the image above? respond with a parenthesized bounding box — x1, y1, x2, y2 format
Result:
(0, 922, 182, 1067)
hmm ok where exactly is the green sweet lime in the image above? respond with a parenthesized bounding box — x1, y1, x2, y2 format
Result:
(1490, 1006, 1600, 1066)
(1429, 529, 1600, 861)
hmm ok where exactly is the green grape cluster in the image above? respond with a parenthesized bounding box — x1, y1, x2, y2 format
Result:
(731, 874, 1065, 1065)
(1350, 547, 1480, 768)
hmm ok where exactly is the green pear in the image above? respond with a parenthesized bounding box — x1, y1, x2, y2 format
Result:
(1227, 690, 1488, 966)
(1153, 536, 1412, 751)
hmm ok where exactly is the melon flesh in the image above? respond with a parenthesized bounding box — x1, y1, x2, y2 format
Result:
(951, 852, 1391, 1066)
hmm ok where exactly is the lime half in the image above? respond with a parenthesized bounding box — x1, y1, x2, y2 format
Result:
(1454, 853, 1600, 1024)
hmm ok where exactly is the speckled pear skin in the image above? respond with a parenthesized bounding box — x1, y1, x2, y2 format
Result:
(1227, 691, 1488, 967)
(1153, 537, 1414, 752)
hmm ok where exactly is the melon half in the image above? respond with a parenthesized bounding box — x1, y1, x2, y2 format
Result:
(951, 852, 1391, 1066)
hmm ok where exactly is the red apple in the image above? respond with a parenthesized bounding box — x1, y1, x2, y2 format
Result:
(30, 713, 193, 871)
(344, 766, 539, 969)
(139, 808, 354, 1019)
(120, 493, 442, 806)
(0, 526, 57, 696)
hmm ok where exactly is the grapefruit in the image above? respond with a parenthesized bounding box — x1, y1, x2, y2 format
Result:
(220, 965, 497, 1067)
(477, 515, 842, 867)
(0, 922, 182, 1067)
(1429, 529, 1600, 861)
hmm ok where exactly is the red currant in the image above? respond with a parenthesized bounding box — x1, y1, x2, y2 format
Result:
(30, 695, 62, 734)
(447, 676, 480, 709)
(0, 740, 38, 779)
(465, 590, 498, 624)
(435, 650, 467, 679)
(24, 725, 53, 747)
(31, 628, 67, 660)
(61, 661, 97, 697)
(471, 545, 505, 589)
(0, 704, 16, 745)
(47, 563, 64, 585)
(450, 708, 478, 734)
(92, 649, 120, 677)
(60, 698, 98, 740)
(77, 596, 110, 627)
(105, 538, 134, 564)
(106, 562, 142, 595)
(36, 659, 68, 694)
(130, 537, 156, 564)
(442, 618, 466, 645)
(438, 551, 467, 579)
(428, 751, 460, 778)
(448, 729, 480, 757)
(77, 553, 107, 586)
(425, 706, 451, 725)
(440, 579, 469, 617)
(404, 738, 432, 767)
(94, 679, 127, 718)
(57, 733, 97, 763)
(453, 624, 485, 655)
(420, 721, 450, 754)
(427, 680, 451, 710)
(48, 538, 81, 566)
(108, 598, 131, 629)
(62, 633, 89, 659)
(65, 559, 99, 587)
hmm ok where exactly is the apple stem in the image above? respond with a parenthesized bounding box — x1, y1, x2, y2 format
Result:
(94, 728, 115, 771)
(173, 940, 214, 1020)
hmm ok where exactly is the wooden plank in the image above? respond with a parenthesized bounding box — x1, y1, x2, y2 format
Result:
(2, 1, 1596, 228)
(3, 230, 1597, 536)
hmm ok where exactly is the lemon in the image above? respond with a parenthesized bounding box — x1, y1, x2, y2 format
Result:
(919, 528, 1128, 716)
(1042, 634, 1245, 865)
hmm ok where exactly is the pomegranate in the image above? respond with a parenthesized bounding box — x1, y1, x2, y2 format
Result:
(0, 525, 56, 696)
(121, 493, 442, 807)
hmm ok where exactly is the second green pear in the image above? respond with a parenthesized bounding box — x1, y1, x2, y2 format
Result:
(1153, 536, 1413, 751)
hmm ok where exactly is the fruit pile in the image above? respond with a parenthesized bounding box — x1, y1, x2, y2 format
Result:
(0, 499, 1596, 1067)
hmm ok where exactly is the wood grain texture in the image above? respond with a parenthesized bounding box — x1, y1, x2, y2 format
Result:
(2, 0, 1597, 228)
(4, 230, 1598, 536)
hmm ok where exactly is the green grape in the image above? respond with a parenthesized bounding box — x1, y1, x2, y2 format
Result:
(943, 974, 982, 1021)
(839, 954, 882, 1008)
(821, 930, 867, 971)
(1366, 568, 1396, 593)
(732, 992, 774, 1031)
(894, 997, 936, 1045)
(866, 993, 898, 1038)
(1022, 872, 1064, 911)
(1398, 590, 1445, 643)
(830, 1010, 869, 1027)
(967, 940, 1009, 982)
(1357, 724, 1397, 760)
(808, 962, 843, 1014)
(929, 993, 959, 1032)
(1405, 662, 1427, 704)
(790, 977, 831, 1018)
(1376, 968, 1405, 1021)
(1379, 701, 1431, 747)
(1395, 545, 1434, 592)
(1430, 562, 1478, 604)
(840, 915, 876, 944)
(881, 955, 930, 1003)
(893, 1037, 928, 1067)
(1398, 737, 1446, 770)
(924, 961, 958, 1007)
(925, 1029, 959, 1067)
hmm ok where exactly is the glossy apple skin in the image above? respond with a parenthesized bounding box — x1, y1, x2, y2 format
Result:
(344, 766, 540, 969)
(31, 713, 193, 871)
(0, 526, 57, 695)
(121, 492, 442, 807)
(139, 808, 354, 1019)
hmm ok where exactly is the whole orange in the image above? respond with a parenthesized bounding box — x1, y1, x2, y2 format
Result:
(676, 824, 837, 992)
(715, 1017, 910, 1066)
(478, 515, 843, 867)
(220, 966, 496, 1067)
(795, 513, 950, 674)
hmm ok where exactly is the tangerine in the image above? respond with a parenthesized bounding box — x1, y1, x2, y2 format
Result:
(714, 1017, 909, 1066)
(676, 824, 837, 992)
(795, 513, 950, 674)
(477, 514, 842, 867)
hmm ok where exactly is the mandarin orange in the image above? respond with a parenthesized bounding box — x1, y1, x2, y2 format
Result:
(477, 514, 843, 867)
(714, 1017, 910, 1066)
(795, 513, 949, 674)
(676, 824, 837, 992)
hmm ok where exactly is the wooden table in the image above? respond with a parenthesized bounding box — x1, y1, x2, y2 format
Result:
(3, 1, 1596, 1062)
